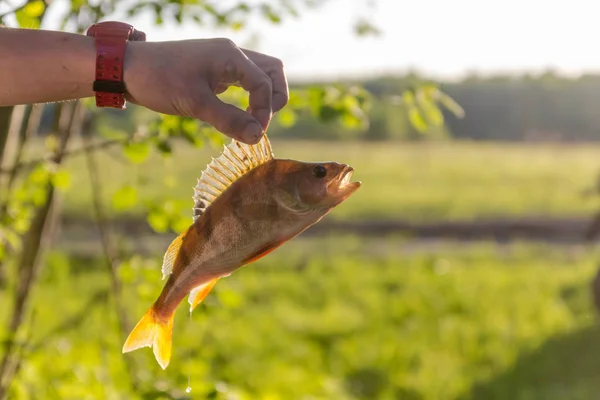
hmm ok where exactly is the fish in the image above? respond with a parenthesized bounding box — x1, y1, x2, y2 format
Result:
(121, 134, 361, 369)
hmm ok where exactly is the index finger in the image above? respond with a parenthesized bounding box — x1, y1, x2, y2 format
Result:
(242, 49, 289, 113)
(228, 51, 273, 130)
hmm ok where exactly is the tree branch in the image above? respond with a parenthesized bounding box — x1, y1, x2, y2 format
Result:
(0, 100, 78, 399)
(82, 123, 139, 391)
(0, 136, 124, 176)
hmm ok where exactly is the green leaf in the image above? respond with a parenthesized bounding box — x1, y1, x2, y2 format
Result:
(172, 216, 191, 234)
(13, 216, 31, 234)
(181, 118, 199, 136)
(439, 93, 466, 119)
(217, 288, 242, 309)
(123, 141, 150, 164)
(153, 3, 164, 25)
(423, 104, 445, 127)
(408, 107, 428, 133)
(354, 19, 381, 36)
(112, 186, 138, 211)
(158, 114, 180, 135)
(4, 229, 20, 249)
(307, 87, 325, 114)
(15, 0, 46, 29)
(341, 112, 362, 129)
(162, 199, 181, 216)
(261, 4, 282, 23)
(402, 91, 416, 106)
(45, 135, 59, 152)
(277, 108, 297, 128)
(51, 170, 71, 191)
(28, 165, 50, 185)
(420, 84, 441, 100)
(182, 129, 204, 147)
(318, 105, 339, 122)
(147, 209, 169, 233)
(342, 95, 359, 110)
(117, 259, 135, 284)
(231, 21, 244, 31)
(415, 92, 445, 128)
(155, 140, 172, 156)
(236, 2, 251, 13)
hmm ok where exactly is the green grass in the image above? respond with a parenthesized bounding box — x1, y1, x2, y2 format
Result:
(7, 138, 600, 398)
(2, 237, 599, 399)
(50, 138, 600, 222)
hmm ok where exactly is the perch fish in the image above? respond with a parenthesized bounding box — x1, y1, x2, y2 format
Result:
(122, 134, 361, 369)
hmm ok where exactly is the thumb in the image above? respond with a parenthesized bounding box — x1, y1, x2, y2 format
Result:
(193, 88, 264, 144)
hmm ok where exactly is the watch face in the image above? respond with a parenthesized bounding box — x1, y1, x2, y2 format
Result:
(86, 21, 146, 41)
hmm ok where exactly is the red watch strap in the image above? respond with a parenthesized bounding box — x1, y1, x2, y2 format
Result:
(86, 22, 146, 109)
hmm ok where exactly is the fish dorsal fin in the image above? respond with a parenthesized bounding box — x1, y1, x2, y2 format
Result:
(161, 230, 186, 279)
(192, 134, 274, 221)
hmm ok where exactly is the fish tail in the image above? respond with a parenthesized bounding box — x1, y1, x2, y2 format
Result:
(122, 306, 174, 370)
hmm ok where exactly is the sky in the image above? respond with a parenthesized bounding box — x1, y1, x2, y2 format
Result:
(8, 0, 600, 82)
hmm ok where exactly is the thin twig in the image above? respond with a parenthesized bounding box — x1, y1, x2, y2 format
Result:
(7, 309, 37, 391)
(29, 290, 109, 352)
(0, 136, 124, 176)
(0, 104, 43, 216)
(82, 126, 139, 391)
(0, 105, 27, 197)
(0, 101, 78, 399)
(0, 105, 27, 287)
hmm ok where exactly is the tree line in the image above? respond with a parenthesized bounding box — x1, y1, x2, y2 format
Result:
(274, 71, 600, 142)
(30, 70, 600, 142)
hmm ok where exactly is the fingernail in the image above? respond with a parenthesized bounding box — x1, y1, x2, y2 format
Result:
(243, 122, 263, 143)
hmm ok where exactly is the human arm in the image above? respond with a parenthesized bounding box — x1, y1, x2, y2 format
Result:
(0, 27, 289, 143)
(0, 27, 96, 105)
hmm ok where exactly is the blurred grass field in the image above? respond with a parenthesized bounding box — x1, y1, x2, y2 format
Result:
(6, 138, 600, 399)
(43, 138, 600, 222)
(2, 236, 599, 400)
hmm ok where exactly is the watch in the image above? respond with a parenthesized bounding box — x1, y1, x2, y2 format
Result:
(86, 21, 147, 109)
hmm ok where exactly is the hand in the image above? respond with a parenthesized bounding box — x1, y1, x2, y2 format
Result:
(124, 38, 289, 144)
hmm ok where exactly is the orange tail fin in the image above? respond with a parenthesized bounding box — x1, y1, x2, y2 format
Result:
(122, 306, 174, 370)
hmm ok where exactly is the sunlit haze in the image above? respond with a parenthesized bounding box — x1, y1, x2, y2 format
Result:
(4, 0, 600, 81)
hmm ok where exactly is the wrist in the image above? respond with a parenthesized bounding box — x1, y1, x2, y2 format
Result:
(122, 41, 147, 102)
(86, 22, 146, 109)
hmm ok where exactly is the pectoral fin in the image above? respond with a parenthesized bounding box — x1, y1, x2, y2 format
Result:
(188, 278, 220, 312)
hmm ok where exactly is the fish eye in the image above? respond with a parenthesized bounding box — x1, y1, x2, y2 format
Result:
(312, 165, 327, 179)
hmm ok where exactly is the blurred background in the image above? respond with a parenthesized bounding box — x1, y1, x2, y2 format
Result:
(2, 0, 600, 399)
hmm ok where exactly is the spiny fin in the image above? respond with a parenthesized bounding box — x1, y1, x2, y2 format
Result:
(161, 230, 186, 279)
(192, 134, 274, 221)
(122, 307, 174, 370)
(188, 278, 220, 312)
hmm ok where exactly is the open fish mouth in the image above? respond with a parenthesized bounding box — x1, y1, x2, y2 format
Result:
(330, 165, 361, 203)
(340, 167, 354, 186)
